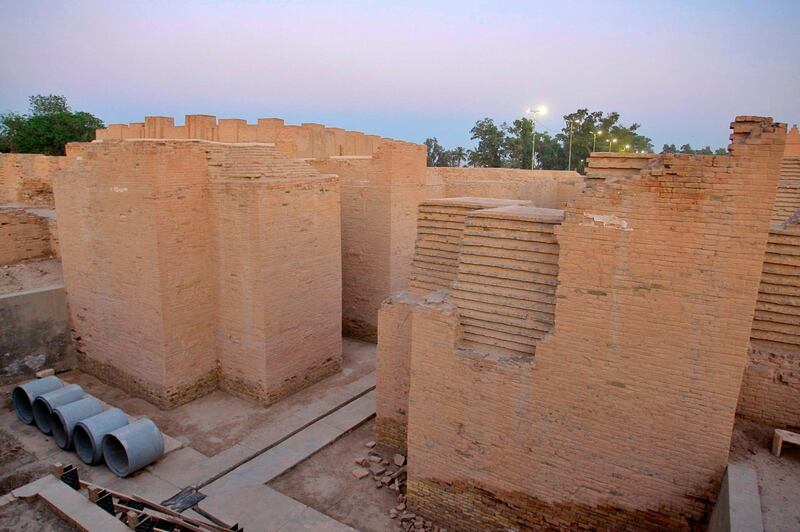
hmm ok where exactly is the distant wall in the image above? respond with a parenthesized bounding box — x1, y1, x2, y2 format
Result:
(0, 153, 66, 206)
(785, 124, 800, 157)
(309, 141, 430, 340)
(0, 206, 55, 265)
(428, 167, 583, 208)
(96, 115, 387, 159)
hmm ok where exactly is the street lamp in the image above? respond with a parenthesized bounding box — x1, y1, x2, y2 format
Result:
(624, 144, 630, 152)
(608, 138, 617, 152)
(592, 130, 603, 153)
(567, 119, 580, 171)
(526, 105, 547, 170)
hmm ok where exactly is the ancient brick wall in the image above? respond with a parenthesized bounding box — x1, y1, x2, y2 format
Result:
(0, 206, 54, 265)
(309, 141, 429, 340)
(737, 214, 800, 428)
(771, 157, 800, 223)
(0, 153, 66, 206)
(428, 167, 584, 207)
(785, 124, 800, 157)
(398, 117, 785, 530)
(212, 147, 342, 404)
(54, 139, 341, 408)
(96, 115, 384, 158)
(584, 151, 653, 187)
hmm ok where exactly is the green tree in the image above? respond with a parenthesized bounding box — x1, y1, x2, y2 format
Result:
(661, 144, 678, 153)
(425, 137, 446, 166)
(467, 118, 505, 167)
(29, 94, 70, 116)
(444, 146, 467, 167)
(502, 118, 533, 169)
(0, 94, 103, 155)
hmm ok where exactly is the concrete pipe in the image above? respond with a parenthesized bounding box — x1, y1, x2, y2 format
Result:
(12, 376, 64, 424)
(103, 418, 164, 477)
(50, 396, 104, 450)
(32, 384, 85, 434)
(73, 408, 129, 465)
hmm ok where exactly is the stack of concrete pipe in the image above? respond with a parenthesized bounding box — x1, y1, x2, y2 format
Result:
(11, 376, 164, 477)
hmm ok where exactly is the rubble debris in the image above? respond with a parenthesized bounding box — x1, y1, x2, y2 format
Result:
(352, 467, 370, 479)
(394, 454, 406, 466)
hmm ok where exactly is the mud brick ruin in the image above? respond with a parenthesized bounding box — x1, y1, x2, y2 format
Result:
(377, 117, 799, 529)
(2, 114, 799, 530)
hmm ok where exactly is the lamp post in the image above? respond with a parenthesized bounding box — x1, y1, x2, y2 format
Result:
(608, 138, 617, 152)
(592, 130, 602, 153)
(624, 144, 630, 152)
(567, 120, 579, 171)
(526, 105, 547, 170)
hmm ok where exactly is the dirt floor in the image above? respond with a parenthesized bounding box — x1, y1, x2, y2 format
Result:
(0, 498, 76, 531)
(0, 338, 375, 458)
(0, 259, 62, 295)
(270, 418, 437, 532)
(729, 417, 800, 532)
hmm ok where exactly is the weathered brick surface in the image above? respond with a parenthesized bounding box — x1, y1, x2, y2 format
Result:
(584, 151, 654, 188)
(54, 139, 341, 408)
(409, 198, 530, 294)
(0, 206, 54, 265)
(309, 141, 430, 340)
(785, 124, 800, 157)
(384, 117, 786, 529)
(0, 153, 66, 206)
(771, 157, 800, 223)
(737, 345, 800, 429)
(429, 167, 584, 207)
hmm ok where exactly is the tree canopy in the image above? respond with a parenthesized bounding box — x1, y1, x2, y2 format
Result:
(0, 95, 104, 155)
(426, 109, 726, 173)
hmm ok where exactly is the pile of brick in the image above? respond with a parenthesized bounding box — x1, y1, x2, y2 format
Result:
(351, 441, 444, 531)
(450, 205, 563, 355)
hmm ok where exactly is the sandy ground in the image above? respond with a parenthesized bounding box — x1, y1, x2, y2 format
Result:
(270, 418, 408, 532)
(729, 417, 800, 532)
(0, 338, 375, 457)
(0, 498, 77, 531)
(0, 259, 62, 295)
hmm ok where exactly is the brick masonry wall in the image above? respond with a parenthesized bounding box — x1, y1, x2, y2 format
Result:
(771, 157, 800, 223)
(95, 114, 396, 158)
(785, 124, 800, 157)
(54, 139, 342, 409)
(401, 117, 786, 530)
(0, 206, 54, 265)
(0, 153, 66, 206)
(213, 160, 342, 405)
(428, 167, 584, 207)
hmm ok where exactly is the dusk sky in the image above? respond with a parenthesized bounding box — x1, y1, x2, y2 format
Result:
(2, 0, 799, 151)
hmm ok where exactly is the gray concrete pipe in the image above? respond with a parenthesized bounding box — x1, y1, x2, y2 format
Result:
(50, 396, 104, 450)
(12, 376, 64, 424)
(102, 418, 164, 477)
(73, 408, 129, 465)
(32, 384, 85, 434)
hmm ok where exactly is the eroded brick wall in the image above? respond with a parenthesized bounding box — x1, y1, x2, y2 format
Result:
(0, 206, 54, 265)
(400, 117, 785, 530)
(0, 153, 66, 206)
(55, 139, 341, 408)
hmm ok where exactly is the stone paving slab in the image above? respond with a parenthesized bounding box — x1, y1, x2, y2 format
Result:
(202, 390, 376, 496)
(13, 475, 129, 531)
(199, 485, 353, 532)
(238, 372, 376, 452)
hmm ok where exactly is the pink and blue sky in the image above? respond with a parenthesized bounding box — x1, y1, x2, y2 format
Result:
(1, 0, 798, 150)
